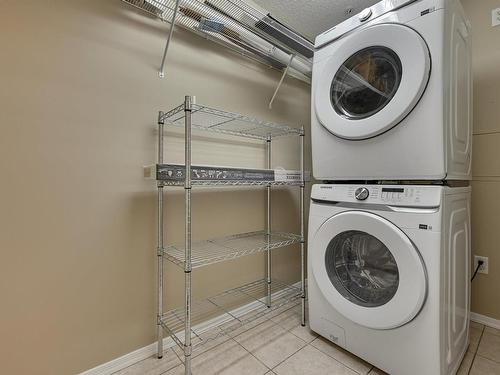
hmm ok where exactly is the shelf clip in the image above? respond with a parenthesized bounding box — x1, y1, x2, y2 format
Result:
(269, 54, 295, 109)
(158, 111, 165, 125)
(157, 247, 165, 257)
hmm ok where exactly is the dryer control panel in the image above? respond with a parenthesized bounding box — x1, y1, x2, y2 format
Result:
(311, 184, 442, 208)
(315, 0, 420, 48)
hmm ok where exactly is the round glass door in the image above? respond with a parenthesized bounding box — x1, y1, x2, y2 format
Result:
(331, 47, 402, 120)
(314, 23, 430, 140)
(310, 211, 427, 329)
(326, 230, 399, 308)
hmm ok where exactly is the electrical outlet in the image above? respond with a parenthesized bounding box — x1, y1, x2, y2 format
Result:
(474, 255, 489, 275)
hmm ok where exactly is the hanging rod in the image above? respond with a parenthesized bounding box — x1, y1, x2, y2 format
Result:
(121, 0, 312, 83)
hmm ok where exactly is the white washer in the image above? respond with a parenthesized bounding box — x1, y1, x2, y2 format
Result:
(308, 184, 471, 375)
(311, 0, 472, 181)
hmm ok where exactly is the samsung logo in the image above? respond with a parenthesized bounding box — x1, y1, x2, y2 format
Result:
(320, 186, 333, 189)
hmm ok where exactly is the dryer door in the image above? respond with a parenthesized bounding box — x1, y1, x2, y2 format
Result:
(311, 211, 427, 329)
(314, 23, 430, 140)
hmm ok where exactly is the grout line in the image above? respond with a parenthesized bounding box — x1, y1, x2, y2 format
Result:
(286, 325, 315, 343)
(468, 324, 486, 375)
(309, 337, 371, 375)
(229, 336, 272, 371)
(473, 131, 500, 136)
(274, 311, 318, 344)
(165, 348, 185, 374)
(232, 313, 309, 371)
(171, 346, 184, 367)
(160, 335, 234, 374)
(158, 301, 305, 375)
(474, 353, 500, 366)
(171, 303, 286, 365)
(271, 307, 372, 375)
(160, 347, 185, 375)
(274, 342, 355, 373)
(271, 308, 328, 353)
(269, 342, 307, 372)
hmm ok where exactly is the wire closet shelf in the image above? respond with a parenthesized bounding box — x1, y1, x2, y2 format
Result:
(160, 279, 301, 353)
(159, 102, 302, 140)
(163, 231, 302, 268)
(159, 179, 302, 186)
(154, 96, 306, 375)
(122, 0, 313, 81)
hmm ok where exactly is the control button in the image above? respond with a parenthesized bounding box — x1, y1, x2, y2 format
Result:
(359, 8, 373, 22)
(355, 187, 369, 201)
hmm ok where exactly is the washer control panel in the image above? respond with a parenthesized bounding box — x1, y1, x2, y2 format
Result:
(312, 184, 442, 207)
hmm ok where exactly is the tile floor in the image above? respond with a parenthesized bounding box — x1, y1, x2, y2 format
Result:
(114, 304, 500, 375)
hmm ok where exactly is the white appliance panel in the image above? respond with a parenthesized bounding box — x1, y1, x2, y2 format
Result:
(308, 184, 471, 375)
(311, 0, 472, 181)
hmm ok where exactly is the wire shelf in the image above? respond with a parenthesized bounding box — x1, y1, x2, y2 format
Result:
(122, 0, 313, 81)
(159, 180, 301, 187)
(163, 231, 301, 268)
(160, 279, 301, 352)
(160, 103, 302, 139)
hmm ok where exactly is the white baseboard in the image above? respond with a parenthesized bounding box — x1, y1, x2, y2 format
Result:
(78, 336, 175, 375)
(470, 312, 500, 330)
(79, 281, 301, 375)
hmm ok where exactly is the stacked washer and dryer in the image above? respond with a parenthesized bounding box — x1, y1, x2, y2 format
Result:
(308, 1, 472, 374)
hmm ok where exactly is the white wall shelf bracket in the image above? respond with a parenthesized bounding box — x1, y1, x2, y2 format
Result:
(269, 54, 295, 109)
(159, 0, 181, 78)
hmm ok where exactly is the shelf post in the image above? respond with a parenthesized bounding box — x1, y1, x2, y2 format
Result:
(266, 135, 272, 307)
(300, 128, 306, 327)
(184, 96, 193, 375)
(157, 111, 165, 358)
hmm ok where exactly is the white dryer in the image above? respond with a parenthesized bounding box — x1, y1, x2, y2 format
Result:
(308, 184, 471, 375)
(311, 0, 472, 181)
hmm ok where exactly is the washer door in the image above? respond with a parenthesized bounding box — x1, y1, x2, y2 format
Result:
(314, 23, 431, 140)
(311, 211, 427, 329)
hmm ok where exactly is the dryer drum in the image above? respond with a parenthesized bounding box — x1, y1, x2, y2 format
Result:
(330, 46, 403, 120)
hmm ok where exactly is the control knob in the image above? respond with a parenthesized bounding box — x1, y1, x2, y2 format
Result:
(355, 187, 369, 201)
(359, 8, 373, 22)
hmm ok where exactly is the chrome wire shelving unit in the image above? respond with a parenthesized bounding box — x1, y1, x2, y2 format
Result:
(154, 96, 306, 375)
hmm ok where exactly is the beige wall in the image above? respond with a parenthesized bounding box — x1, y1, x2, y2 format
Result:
(462, 0, 500, 320)
(0, 1, 311, 374)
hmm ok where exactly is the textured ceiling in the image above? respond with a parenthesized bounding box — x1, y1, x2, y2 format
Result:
(249, 0, 380, 41)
